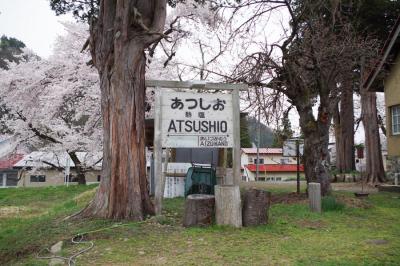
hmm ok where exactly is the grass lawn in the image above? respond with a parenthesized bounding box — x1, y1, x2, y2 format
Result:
(0, 184, 399, 265)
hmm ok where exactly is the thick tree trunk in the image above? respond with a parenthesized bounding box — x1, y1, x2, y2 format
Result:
(334, 88, 355, 173)
(333, 104, 343, 172)
(78, 0, 166, 220)
(297, 105, 332, 196)
(68, 151, 86, 185)
(340, 89, 355, 171)
(360, 89, 385, 184)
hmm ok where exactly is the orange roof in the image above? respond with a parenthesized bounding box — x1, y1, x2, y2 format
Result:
(241, 148, 282, 155)
(245, 164, 304, 172)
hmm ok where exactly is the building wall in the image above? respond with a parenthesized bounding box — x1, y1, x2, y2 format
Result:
(241, 169, 304, 182)
(242, 153, 297, 165)
(17, 169, 101, 187)
(384, 53, 400, 157)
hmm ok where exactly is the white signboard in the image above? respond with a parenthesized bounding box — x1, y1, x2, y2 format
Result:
(160, 91, 233, 148)
(283, 139, 304, 157)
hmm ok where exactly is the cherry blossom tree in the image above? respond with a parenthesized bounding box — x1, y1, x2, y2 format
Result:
(0, 22, 101, 184)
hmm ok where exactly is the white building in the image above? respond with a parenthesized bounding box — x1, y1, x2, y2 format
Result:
(241, 148, 304, 182)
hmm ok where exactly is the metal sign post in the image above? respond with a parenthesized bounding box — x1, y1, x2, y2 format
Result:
(147, 80, 247, 215)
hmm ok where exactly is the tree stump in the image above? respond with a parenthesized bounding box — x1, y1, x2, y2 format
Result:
(183, 194, 215, 227)
(215, 185, 242, 228)
(309, 182, 321, 213)
(242, 189, 271, 226)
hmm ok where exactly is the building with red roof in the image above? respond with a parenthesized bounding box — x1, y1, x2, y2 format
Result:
(241, 148, 304, 182)
(0, 154, 24, 187)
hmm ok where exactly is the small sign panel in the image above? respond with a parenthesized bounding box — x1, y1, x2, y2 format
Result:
(283, 140, 304, 157)
(160, 91, 233, 148)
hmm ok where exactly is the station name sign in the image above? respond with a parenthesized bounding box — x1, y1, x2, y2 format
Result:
(160, 91, 233, 148)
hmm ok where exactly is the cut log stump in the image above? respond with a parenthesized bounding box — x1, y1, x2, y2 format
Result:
(242, 189, 271, 226)
(215, 185, 242, 228)
(183, 194, 215, 227)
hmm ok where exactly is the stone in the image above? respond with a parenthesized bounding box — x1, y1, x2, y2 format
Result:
(50, 241, 63, 254)
(308, 183, 321, 213)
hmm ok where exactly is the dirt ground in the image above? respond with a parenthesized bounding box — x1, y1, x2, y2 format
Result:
(331, 182, 378, 193)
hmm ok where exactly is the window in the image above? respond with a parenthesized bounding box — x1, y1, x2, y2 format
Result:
(392, 105, 400, 135)
(30, 175, 46, 182)
(248, 157, 253, 163)
(254, 158, 264, 164)
(280, 158, 290, 164)
(97, 175, 101, 182)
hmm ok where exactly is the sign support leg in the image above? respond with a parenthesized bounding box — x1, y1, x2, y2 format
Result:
(232, 89, 241, 186)
(154, 89, 163, 215)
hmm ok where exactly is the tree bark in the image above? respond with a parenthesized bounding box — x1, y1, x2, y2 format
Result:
(297, 104, 332, 196)
(183, 194, 215, 227)
(334, 87, 355, 173)
(78, 0, 166, 220)
(68, 151, 86, 185)
(242, 189, 271, 226)
(360, 89, 385, 184)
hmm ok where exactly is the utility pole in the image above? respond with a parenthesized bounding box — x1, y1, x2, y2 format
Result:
(256, 108, 260, 181)
(296, 139, 300, 194)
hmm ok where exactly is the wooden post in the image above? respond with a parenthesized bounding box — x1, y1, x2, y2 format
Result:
(232, 89, 241, 186)
(183, 194, 215, 227)
(215, 185, 242, 227)
(161, 148, 169, 199)
(308, 182, 321, 213)
(154, 89, 163, 215)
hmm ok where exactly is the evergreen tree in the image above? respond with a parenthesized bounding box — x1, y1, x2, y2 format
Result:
(0, 35, 26, 70)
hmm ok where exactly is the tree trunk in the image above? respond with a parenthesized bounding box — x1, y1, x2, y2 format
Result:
(297, 104, 332, 196)
(333, 103, 343, 171)
(334, 88, 355, 173)
(340, 88, 355, 171)
(78, 0, 166, 220)
(183, 194, 215, 227)
(360, 89, 385, 184)
(68, 151, 86, 185)
(242, 189, 271, 226)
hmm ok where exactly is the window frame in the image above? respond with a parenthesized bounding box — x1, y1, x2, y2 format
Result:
(392, 105, 400, 135)
(254, 158, 264, 164)
(30, 175, 46, 182)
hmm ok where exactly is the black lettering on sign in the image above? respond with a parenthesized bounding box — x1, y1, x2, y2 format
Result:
(167, 120, 230, 134)
(198, 136, 228, 147)
(168, 120, 176, 132)
(185, 120, 192, 132)
(221, 121, 227, 133)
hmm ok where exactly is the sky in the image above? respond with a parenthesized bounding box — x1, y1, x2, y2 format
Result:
(0, 0, 379, 146)
(0, 0, 72, 58)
